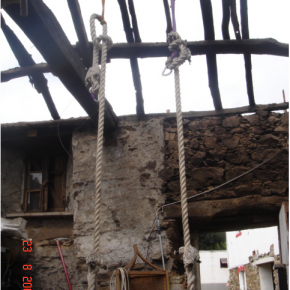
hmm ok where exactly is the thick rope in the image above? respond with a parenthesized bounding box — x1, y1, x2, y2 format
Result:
(163, 31, 197, 290)
(86, 15, 112, 290)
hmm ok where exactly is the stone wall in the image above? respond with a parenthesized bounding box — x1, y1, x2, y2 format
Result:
(70, 117, 167, 289)
(1, 110, 288, 289)
(161, 111, 288, 228)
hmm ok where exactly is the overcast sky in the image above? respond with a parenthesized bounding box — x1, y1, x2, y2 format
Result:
(1, 0, 289, 124)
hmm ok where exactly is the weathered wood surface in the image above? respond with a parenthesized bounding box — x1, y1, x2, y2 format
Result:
(66, 0, 91, 68)
(165, 196, 288, 232)
(4, 0, 118, 130)
(75, 39, 288, 60)
(117, 0, 144, 116)
(200, 0, 223, 111)
(1, 63, 51, 82)
(1, 14, 60, 120)
(240, 0, 255, 107)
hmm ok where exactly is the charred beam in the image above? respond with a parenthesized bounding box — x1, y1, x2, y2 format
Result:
(200, 0, 223, 111)
(230, 0, 241, 40)
(222, 0, 230, 39)
(117, 0, 144, 116)
(4, 0, 118, 130)
(128, 0, 141, 43)
(66, 0, 92, 68)
(1, 63, 50, 82)
(1, 14, 60, 120)
(162, 0, 173, 37)
(240, 0, 255, 107)
(76, 39, 288, 59)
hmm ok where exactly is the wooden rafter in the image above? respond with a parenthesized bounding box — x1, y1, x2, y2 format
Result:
(240, 0, 255, 107)
(200, 0, 223, 111)
(117, 0, 144, 116)
(222, 0, 241, 40)
(75, 39, 288, 60)
(66, 0, 92, 68)
(1, 63, 50, 83)
(1, 14, 60, 120)
(4, 0, 118, 131)
(4, 38, 288, 83)
(162, 0, 173, 38)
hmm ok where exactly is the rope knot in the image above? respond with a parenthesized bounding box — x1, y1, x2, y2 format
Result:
(179, 245, 200, 267)
(162, 31, 191, 76)
(86, 252, 103, 267)
(85, 66, 101, 98)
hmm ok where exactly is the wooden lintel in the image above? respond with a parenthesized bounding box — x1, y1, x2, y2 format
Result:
(4, 0, 118, 131)
(162, 0, 173, 38)
(1, 14, 60, 120)
(74, 38, 289, 61)
(200, 0, 223, 110)
(240, 0, 255, 107)
(1, 63, 51, 82)
(117, 0, 145, 116)
(66, 0, 92, 68)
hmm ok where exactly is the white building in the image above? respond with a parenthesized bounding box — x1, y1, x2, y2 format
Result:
(200, 250, 229, 290)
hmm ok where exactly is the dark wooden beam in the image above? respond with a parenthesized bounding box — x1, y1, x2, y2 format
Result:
(1, 14, 60, 120)
(200, 0, 223, 111)
(230, 0, 241, 40)
(75, 38, 288, 60)
(4, 0, 118, 131)
(117, 0, 144, 116)
(222, 0, 230, 39)
(162, 0, 173, 37)
(128, 0, 141, 43)
(146, 102, 289, 121)
(240, 0, 255, 107)
(1, 63, 51, 82)
(66, 0, 92, 68)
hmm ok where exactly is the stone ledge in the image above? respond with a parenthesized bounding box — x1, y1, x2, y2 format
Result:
(6, 212, 73, 218)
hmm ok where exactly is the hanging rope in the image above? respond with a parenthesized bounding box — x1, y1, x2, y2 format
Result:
(86, 9, 113, 290)
(162, 2, 197, 289)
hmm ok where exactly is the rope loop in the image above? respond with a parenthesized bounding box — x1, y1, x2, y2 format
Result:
(85, 14, 113, 98)
(162, 31, 191, 76)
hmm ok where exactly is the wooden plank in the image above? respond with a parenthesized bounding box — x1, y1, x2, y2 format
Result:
(162, 0, 173, 37)
(4, 0, 118, 131)
(240, 0, 255, 107)
(117, 0, 144, 116)
(149, 102, 289, 121)
(75, 38, 288, 60)
(1, 63, 51, 82)
(66, 0, 92, 68)
(6, 212, 73, 218)
(1, 14, 60, 120)
(199, 0, 223, 110)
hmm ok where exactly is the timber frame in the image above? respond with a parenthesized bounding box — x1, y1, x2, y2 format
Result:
(1, 0, 289, 130)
